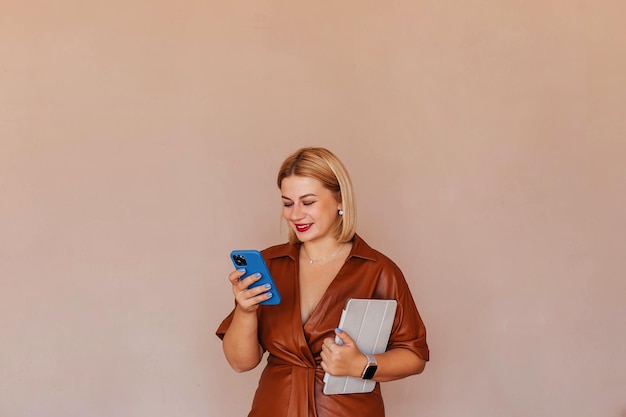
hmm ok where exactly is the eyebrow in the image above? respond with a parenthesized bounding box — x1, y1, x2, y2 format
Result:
(281, 193, 318, 200)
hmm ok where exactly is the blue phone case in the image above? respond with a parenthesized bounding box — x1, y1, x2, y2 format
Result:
(230, 250, 281, 305)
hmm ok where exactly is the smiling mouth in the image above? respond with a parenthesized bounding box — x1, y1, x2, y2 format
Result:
(295, 223, 312, 232)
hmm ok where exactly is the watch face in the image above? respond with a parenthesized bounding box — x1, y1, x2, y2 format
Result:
(363, 364, 378, 380)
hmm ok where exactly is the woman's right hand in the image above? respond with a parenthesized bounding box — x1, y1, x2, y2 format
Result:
(229, 268, 273, 313)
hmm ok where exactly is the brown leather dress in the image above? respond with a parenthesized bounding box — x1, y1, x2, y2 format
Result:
(216, 235, 429, 417)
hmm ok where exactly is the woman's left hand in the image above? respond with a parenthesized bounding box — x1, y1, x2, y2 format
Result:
(320, 328, 367, 377)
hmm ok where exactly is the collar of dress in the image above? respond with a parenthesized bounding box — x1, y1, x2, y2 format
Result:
(263, 233, 379, 263)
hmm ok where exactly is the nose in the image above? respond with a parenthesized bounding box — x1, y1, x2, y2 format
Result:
(290, 204, 304, 221)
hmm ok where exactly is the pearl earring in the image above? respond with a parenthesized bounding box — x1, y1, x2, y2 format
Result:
(338, 210, 344, 216)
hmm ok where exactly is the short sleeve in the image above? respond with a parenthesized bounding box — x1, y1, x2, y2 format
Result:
(215, 308, 236, 340)
(388, 282, 429, 361)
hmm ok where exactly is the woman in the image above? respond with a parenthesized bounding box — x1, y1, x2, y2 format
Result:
(216, 147, 429, 417)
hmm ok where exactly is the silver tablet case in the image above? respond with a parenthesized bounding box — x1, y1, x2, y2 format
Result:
(322, 299, 397, 395)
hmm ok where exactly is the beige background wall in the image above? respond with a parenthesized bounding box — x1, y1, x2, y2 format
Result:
(1, 1, 624, 416)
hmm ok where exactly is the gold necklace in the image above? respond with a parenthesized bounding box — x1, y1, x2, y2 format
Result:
(303, 243, 345, 265)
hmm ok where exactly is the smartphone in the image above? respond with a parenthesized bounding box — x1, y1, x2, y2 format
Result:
(230, 250, 281, 305)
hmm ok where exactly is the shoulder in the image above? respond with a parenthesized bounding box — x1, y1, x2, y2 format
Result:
(350, 235, 412, 297)
(351, 234, 403, 272)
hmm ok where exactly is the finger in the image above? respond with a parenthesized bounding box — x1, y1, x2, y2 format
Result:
(322, 337, 335, 350)
(229, 268, 247, 284)
(236, 288, 273, 312)
(322, 340, 336, 352)
(236, 283, 272, 305)
(251, 289, 273, 303)
(244, 282, 272, 298)
(334, 328, 353, 346)
(239, 272, 264, 289)
(232, 273, 263, 297)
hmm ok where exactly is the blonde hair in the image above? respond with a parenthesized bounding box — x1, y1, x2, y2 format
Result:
(277, 147, 357, 243)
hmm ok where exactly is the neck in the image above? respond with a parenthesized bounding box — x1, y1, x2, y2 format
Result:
(301, 240, 345, 264)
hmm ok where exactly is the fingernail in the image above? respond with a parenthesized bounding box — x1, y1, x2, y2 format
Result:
(238, 268, 246, 273)
(255, 272, 261, 278)
(264, 283, 271, 289)
(266, 292, 273, 298)
(335, 328, 342, 333)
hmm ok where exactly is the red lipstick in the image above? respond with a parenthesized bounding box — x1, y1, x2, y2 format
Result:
(295, 224, 312, 233)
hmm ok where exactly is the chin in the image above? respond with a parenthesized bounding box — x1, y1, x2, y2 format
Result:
(294, 232, 315, 243)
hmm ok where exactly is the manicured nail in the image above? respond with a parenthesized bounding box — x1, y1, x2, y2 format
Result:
(238, 268, 246, 273)
(335, 328, 342, 333)
(266, 292, 273, 298)
(255, 272, 261, 278)
(264, 283, 271, 289)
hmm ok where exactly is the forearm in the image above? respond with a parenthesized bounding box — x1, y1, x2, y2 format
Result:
(356, 348, 426, 382)
(222, 307, 264, 373)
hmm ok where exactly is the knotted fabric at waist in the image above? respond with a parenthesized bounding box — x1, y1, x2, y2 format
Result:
(267, 354, 321, 417)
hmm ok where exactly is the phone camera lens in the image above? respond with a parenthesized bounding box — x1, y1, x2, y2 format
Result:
(233, 255, 247, 267)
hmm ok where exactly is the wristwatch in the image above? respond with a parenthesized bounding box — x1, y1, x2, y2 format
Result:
(361, 354, 378, 380)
